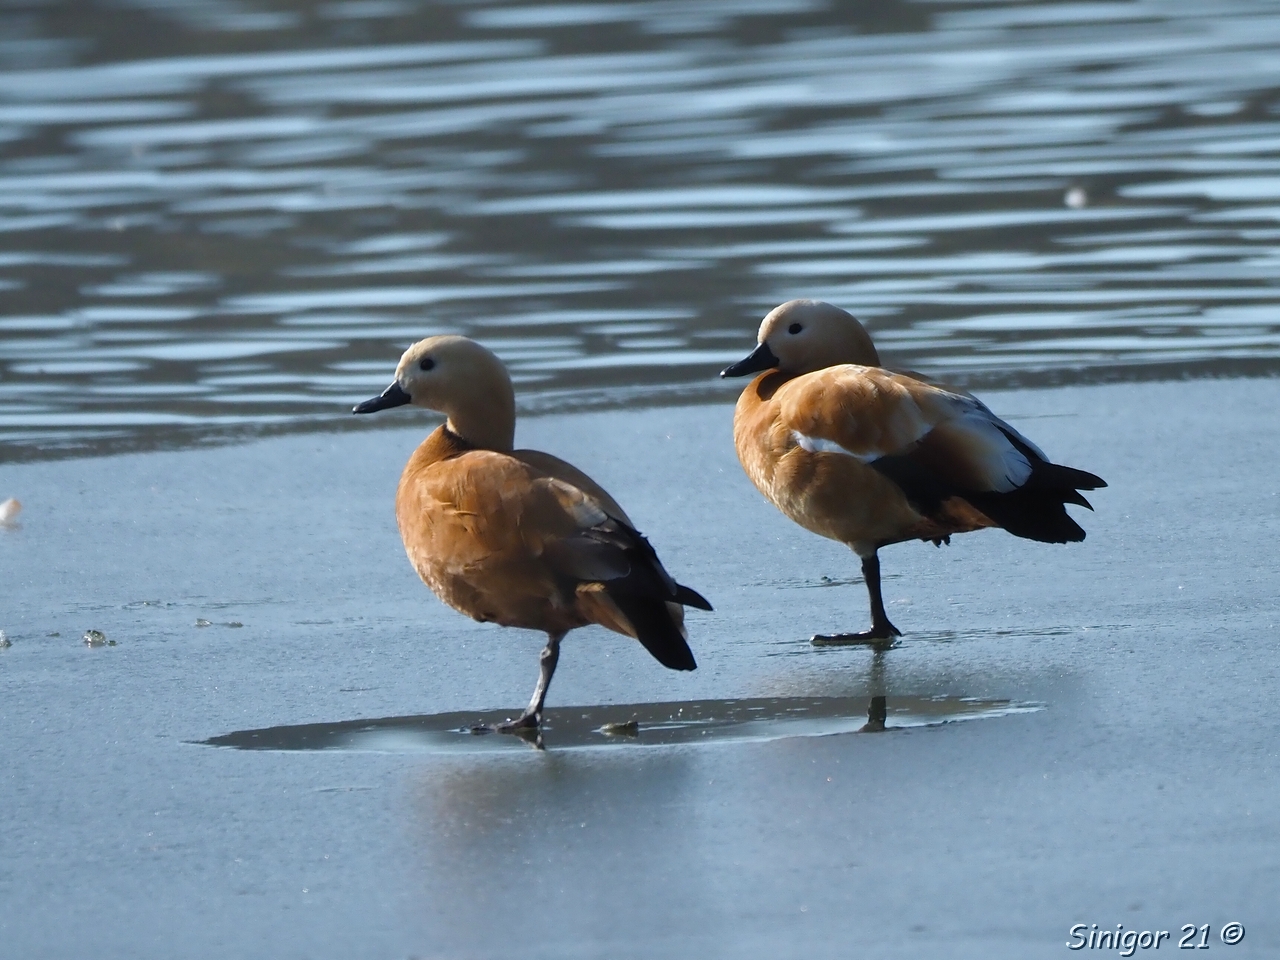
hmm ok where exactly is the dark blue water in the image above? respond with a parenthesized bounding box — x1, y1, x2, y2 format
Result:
(2, 0, 1279, 458)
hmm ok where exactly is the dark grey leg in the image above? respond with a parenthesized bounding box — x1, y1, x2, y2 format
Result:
(812, 552, 903, 645)
(862, 553, 902, 638)
(497, 632, 562, 732)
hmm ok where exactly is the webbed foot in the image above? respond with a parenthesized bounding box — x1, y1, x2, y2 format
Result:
(495, 712, 540, 734)
(468, 714, 543, 747)
(468, 712, 540, 734)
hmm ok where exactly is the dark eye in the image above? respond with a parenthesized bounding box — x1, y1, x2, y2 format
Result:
(419, 357, 435, 371)
(788, 323, 803, 335)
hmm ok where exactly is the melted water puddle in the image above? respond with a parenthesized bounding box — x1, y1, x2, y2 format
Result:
(202, 695, 1042, 753)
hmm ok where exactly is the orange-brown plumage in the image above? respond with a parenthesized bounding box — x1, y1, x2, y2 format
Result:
(723, 299, 1105, 642)
(395, 426, 651, 637)
(356, 335, 709, 731)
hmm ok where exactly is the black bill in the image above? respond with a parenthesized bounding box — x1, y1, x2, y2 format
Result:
(720, 341, 780, 378)
(352, 381, 411, 414)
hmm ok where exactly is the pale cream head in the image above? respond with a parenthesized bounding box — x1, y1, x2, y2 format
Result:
(757, 300, 881, 374)
(393, 335, 517, 451)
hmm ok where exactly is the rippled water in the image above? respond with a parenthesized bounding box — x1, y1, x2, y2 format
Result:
(2, 0, 1279, 458)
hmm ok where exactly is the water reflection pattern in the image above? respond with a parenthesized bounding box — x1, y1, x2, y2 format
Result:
(2, 0, 1280, 457)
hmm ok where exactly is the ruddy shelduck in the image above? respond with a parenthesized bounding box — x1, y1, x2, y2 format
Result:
(354, 336, 711, 731)
(722, 300, 1105, 643)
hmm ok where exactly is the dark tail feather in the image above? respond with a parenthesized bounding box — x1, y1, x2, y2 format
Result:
(606, 590, 697, 671)
(959, 434, 1107, 542)
(965, 456, 1105, 543)
(1029, 461, 1107, 492)
(966, 488, 1087, 543)
(1061, 488, 1094, 510)
(674, 583, 713, 611)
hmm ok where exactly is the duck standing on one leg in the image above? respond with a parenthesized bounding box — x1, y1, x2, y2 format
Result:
(721, 300, 1105, 645)
(355, 336, 711, 732)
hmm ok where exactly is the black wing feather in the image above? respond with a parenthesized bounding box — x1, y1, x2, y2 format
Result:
(554, 518, 707, 672)
(869, 424, 1106, 546)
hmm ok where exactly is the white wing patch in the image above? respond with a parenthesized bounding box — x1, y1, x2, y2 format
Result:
(943, 396, 1035, 492)
(954, 394, 1048, 461)
(564, 494, 609, 529)
(536, 476, 611, 528)
(791, 431, 880, 462)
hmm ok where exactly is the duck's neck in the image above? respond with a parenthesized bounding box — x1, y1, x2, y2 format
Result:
(443, 385, 516, 453)
(749, 369, 791, 403)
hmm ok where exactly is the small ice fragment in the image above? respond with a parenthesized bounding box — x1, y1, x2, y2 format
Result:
(600, 719, 639, 737)
(0, 630, 10, 648)
(195, 619, 212, 627)
(83, 629, 114, 647)
(225, 621, 243, 628)
(1064, 186, 1087, 209)
(0, 498, 20, 525)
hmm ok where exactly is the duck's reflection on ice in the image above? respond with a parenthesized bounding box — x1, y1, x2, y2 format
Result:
(861, 695, 888, 733)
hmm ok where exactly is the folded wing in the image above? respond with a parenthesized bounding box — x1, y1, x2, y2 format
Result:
(782, 366, 1106, 544)
(521, 467, 710, 671)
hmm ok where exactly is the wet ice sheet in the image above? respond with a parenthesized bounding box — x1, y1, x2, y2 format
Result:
(1, 379, 1278, 959)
